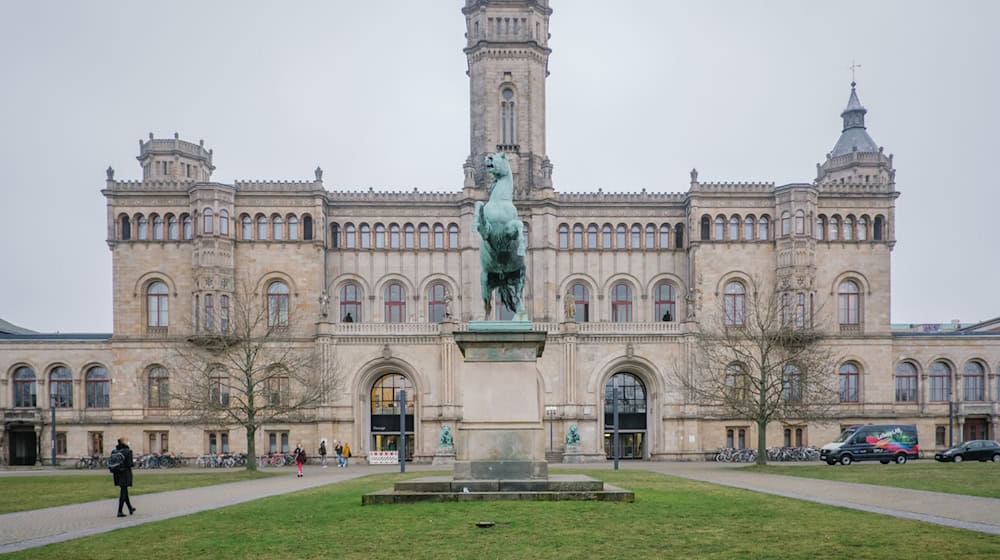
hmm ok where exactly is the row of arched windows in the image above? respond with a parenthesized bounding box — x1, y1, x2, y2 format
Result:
(895, 360, 999, 403)
(719, 279, 862, 328)
(330, 222, 461, 250)
(698, 213, 889, 242)
(558, 223, 685, 250)
(118, 211, 315, 242)
(700, 215, 772, 242)
(10, 365, 110, 409)
(814, 214, 886, 242)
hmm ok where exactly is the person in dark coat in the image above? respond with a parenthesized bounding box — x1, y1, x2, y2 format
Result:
(113, 437, 136, 517)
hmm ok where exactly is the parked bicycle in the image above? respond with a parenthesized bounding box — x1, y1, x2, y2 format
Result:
(715, 447, 758, 463)
(75, 455, 108, 469)
(196, 453, 248, 468)
(257, 452, 295, 468)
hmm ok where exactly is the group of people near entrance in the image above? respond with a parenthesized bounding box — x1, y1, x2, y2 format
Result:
(316, 438, 351, 469)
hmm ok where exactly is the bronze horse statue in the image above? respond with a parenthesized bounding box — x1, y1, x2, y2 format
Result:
(473, 152, 526, 318)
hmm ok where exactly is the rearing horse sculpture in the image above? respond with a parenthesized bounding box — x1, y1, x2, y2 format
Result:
(473, 152, 526, 318)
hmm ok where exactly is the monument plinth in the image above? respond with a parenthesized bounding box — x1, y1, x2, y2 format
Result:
(453, 327, 548, 480)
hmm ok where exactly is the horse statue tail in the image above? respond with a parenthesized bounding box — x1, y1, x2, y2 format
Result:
(497, 284, 518, 316)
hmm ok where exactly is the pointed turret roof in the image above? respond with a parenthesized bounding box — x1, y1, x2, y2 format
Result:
(830, 82, 879, 157)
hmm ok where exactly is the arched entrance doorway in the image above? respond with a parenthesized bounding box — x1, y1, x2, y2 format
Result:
(369, 373, 415, 461)
(603, 372, 647, 460)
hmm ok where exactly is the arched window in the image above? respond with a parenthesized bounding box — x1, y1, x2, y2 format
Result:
(448, 224, 459, 248)
(241, 215, 252, 240)
(257, 215, 268, 240)
(219, 210, 229, 237)
(13, 366, 37, 407)
(49, 366, 73, 408)
(839, 362, 859, 402)
(659, 224, 670, 249)
(571, 283, 590, 322)
(500, 87, 516, 145)
(374, 224, 385, 249)
(419, 224, 429, 249)
(361, 223, 372, 249)
(302, 215, 313, 240)
(558, 224, 569, 249)
(390, 224, 401, 249)
(654, 282, 676, 322)
(384, 283, 407, 323)
(645, 224, 656, 249)
(272, 215, 284, 241)
(602, 224, 613, 248)
(152, 215, 163, 240)
(611, 283, 633, 322)
(573, 224, 584, 248)
(757, 215, 769, 240)
(828, 216, 840, 241)
(588, 224, 598, 248)
(856, 217, 867, 241)
(203, 209, 214, 235)
(146, 281, 169, 329)
(895, 362, 918, 402)
(427, 283, 448, 322)
(203, 293, 214, 331)
(148, 366, 169, 408)
(220, 295, 229, 333)
(370, 373, 415, 458)
(725, 364, 747, 401)
(714, 216, 725, 240)
(330, 223, 341, 248)
(604, 372, 648, 459)
(404, 224, 415, 248)
(929, 361, 952, 402)
(182, 214, 193, 240)
(345, 223, 356, 249)
(340, 283, 362, 322)
(815, 216, 826, 240)
(781, 211, 791, 236)
(963, 361, 985, 401)
(287, 215, 298, 240)
(724, 281, 745, 326)
(674, 224, 684, 248)
(873, 215, 885, 241)
(434, 224, 445, 248)
(783, 365, 802, 401)
(631, 224, 641, 248)
(794, 292, 806, 328)
(743, 216, 755, 241)
(85, 366, 110, 408)
(137, 215, 148, 240)
(843, 216, 854, 241)
(729, 216, 740, 240)
(837, 280, 861, 326)
(616, 224, 627, 248)
(794, 210, 805, 235)
(266, 281, 289, 327)
(120, 215, 132, 240)
(700, 216, 711, 240)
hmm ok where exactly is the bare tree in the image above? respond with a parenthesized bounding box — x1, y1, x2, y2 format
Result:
(677, 277, 840, 465)
(167, 279, 339, 471)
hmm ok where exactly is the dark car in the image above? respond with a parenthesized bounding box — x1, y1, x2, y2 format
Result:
(934, 440, 1000, 463)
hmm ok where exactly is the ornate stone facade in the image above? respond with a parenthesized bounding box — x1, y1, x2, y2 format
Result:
(2, 1, 998, 465)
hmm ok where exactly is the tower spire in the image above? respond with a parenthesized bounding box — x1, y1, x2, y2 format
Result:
(829, 81, 878, 157)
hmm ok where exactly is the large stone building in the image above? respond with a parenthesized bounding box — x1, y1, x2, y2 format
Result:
(2, 0, 999, 465)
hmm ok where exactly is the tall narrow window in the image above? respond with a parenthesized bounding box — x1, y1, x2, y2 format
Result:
(241, 215, 251, 240)
(137, 215, 148, 240)
(659, 224, 670, 249)
(729, 216, 740, 240)
(152, 215, 163, 240)
(573, 225, 584, 248)
(390, 224, 401, 249)
(266, 282, 289, 327)
(757, 216, 769, 240)
(374, 224, 385, 248)
(287, 215, 298, 240)
(147, 281, 169, 329)
(838, 280, 861, 326)
(794, 210, 805, 235)
(302, 215, 313, 240)
(219, 210, 229, 237)
(856, 217, 867, 241)
(815, 216, 826, 240)
(616, 224, 627, 248)
(839, 362, 859, 403)
(571, 283, 590, 322)
(272, 215, 284, 241)
(120, 215, 132, 240)
(794, 293, 806, 328)
(330, 223, 340, 248)
(257, 215, 268, 240)
(963, 362, 985, 401)
(203, 209, 214, 234)
(433, 224, 445, 248)
(13, 366, 37, 407)
(49, 366, 73, 408)
(675, 224, 684, 248)
(725, 364, 747, 401)
(220, 295, 230, 333)
(340, 283, 362, 322)
(181, 214, 193, 240)
(85, 366, 110, 409)
(611, 283, 633, 322)
(345, 223, 356, 248)
(558, 224, 569, 249)
(419, 224, 429, 249)
(700, 216, 711, 240)
(895, 362, 918, 402)
(843, 216, 854, 241)
(448, 224, 459, 248)
(781, 211, 791, 236)
(204, 293, 214, 331)
(404, 224, 415, 248)
(501, 88, 516, 145)
(427, 283, 448, 323)
(828, 216, 840, 241)
(602, 225, 613, 248)
(384, 283, 407, 323)
(714, 216, 725, 240)
(929, 361, 952, 402)
(631, 224, 641, 248)
(724, 281, 745, 326)
(645, 224, 656, 249)
(654, 282, 676, 322)
(743, 216, 755, 241)
(588, 224, 598, 248)
(873, 216, 884, 241)
(783, 365, 802, 401)
(148, 366, 169, 408)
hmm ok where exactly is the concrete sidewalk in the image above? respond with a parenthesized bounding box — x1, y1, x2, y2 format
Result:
(2, 461, 998, 554)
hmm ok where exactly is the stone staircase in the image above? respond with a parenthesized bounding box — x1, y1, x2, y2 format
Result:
(545, 450, 564, 463)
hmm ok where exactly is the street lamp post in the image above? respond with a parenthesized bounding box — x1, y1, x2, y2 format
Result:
(50, 402, 57, 467)
(545, 406, 557, 451)
(612, 387, 620, 471)
(399, 389, 406, 473)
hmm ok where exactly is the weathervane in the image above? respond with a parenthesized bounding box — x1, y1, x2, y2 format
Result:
(850, 59, 862, 85)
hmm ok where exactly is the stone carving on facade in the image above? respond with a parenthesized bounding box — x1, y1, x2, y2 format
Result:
(106, 166, 115, 181)
(443, 294, 453, 320)
(318, 290, 330, 319)
(314, 166, 323, 181)
(438, 425, 454, 449)
(563, 290, 575, 321)
(565, 424, 581, 447)
(381, 344, 392, 360)
(690, 168, 698, 183)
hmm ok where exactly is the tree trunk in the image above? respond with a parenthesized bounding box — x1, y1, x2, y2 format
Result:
(245, 424, 258, 472)
(756, 419, 768, 466)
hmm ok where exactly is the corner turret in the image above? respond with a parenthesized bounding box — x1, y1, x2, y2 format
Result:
(137, 132, 214, 182)
(816, 82, 894, 187)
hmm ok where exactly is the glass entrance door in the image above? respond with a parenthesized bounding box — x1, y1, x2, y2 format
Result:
(604, 431, 645, 460)
(371, 433, 415, 461)
(964, 419, 988, 441)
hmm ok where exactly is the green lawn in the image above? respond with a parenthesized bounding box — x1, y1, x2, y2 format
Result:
(6, 470, 998, 560)
(743, 461, 1000, 499)
(0, 470, 279, 514)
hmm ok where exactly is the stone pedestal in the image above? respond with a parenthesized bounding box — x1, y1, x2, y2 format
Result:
(432, 447, 456, 466)
(453, 326, 548, 480)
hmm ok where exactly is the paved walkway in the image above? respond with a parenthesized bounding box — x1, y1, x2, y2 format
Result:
(1, 462, 998, 553)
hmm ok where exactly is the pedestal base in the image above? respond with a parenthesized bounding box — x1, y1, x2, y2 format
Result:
(454, 459, 548, 480)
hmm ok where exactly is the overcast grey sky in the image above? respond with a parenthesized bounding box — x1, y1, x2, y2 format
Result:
(1, 1, 998, 332)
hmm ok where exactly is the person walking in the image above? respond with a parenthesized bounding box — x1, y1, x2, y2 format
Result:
(341, 441, 351, 468)
(293, 443, 307, 477)
(111, 437, 136, 518)
(319, 439, 328, 468)
(334, 440, 344, 467)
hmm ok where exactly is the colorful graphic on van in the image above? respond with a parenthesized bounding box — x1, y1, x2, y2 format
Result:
(864, 427, 918, 454)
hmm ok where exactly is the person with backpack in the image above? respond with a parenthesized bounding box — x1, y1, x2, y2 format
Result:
(341, 442, 351, 468)
(293, 443, 307, 477)
(110, 437, 136, 518)
(319, 439, 328, 468)
(334, 441, 344, 467)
